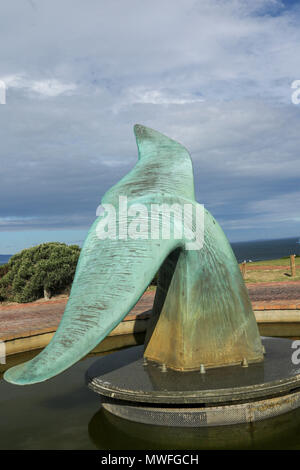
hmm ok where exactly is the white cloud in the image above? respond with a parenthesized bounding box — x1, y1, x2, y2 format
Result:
(30, 79, 77, 97)
(125, 87, 204, 105)
(0, 74, 77, 97)
(248, 191, 300, 218)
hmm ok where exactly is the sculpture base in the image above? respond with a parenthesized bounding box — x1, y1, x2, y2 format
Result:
(86, 337, 300, 427)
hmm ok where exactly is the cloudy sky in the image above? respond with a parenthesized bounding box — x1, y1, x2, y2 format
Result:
(0, 0, 300, 253)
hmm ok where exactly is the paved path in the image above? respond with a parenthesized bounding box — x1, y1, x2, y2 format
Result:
(0, 283, 299, 340)
(0, 292, 154, 340)
(248, 281, 300, 309)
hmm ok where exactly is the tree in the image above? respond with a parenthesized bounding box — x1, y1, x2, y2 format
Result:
(0, 242, 81, 303)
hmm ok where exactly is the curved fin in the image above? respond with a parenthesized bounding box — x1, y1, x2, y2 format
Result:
(103, 124, 195, 204)
(4, 220, 179, 384)
(134, 124, 189, 162)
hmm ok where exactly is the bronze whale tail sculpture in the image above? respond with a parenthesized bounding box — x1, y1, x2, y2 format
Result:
(4, 125, 263, 385)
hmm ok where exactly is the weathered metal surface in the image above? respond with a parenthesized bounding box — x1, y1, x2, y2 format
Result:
(4, 125, 262, 385)
(87, 338, 300, 405)
(144, 223, 263, 369)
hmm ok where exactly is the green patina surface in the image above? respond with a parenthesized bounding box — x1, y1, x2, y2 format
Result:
(4, 125, 263, 385)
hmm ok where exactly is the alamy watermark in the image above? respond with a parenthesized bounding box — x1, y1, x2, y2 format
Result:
(292, 340, 300, 365)
(0, 80, 6, 104)
(96, 196, 204, 251)
(291, 80, 300, 105)
(0, 340, 6, 364)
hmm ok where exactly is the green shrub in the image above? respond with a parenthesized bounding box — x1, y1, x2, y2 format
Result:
(0, 242, 81, 303)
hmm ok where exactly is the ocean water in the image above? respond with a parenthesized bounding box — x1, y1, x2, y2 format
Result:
(0, 255, 11, 265)
(231, 237, 300, 263)
(0, 237, 299, 266)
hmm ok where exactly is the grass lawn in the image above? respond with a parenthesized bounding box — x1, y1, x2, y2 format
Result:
(246, 256, 300, 266)
(239, 256, 300, 283)
(243, 270, 300, 284)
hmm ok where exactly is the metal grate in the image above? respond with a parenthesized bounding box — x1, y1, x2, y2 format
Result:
(101, 390, 300, 427)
